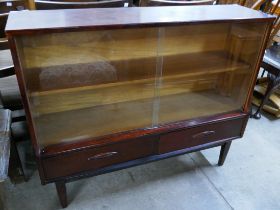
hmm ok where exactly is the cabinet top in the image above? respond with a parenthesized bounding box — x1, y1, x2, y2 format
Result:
(6, 5, 274, 35)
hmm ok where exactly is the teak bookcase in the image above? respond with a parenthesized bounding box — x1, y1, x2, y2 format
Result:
(5, 5, 274, 208)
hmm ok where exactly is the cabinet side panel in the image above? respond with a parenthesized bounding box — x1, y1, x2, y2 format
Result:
(8, 37, 40, 155)
(8, 37, 48, 182)
(242, 21, 274, 111)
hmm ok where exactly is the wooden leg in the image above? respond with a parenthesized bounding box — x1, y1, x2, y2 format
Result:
(218, 141, 232, 166)
(55, 181, 68, 208)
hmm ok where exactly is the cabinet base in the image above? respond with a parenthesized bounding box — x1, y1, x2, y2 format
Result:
(54, 140, 232, 208)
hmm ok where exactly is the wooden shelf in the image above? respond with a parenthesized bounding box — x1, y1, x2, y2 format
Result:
(34, 90, 240, 147)
(20, 24, 264, 70)
(30, 73, 215, 115)
(29, 51, 249, 115)
(21, 24, 229, 69)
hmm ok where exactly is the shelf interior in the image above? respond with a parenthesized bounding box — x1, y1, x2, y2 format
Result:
(15, 22, 267, 147)
(29, 51, 249, 116)
(20, 24, 229, 69)
(28, 49, 251, 147)
(34, 90, 240, 147)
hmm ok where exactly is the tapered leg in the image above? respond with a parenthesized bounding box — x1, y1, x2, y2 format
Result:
(55, 181, 67, 208)
(218, 141, 232, 166)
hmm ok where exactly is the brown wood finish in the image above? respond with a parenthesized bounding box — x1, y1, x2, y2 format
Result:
(45, 139, 235, 184)
(35, 0, 126, 10)
(55, 181, 67, 208)
(158, 117, 244, 153)
(42, 136, 156, 179)
(144, 0, 214, 6)
(218, 141, 232, 166)
(41, 111, 247, 157)
(40, 113, 248, 182)
(5, 6, 274, 208)
(7, 36, 47, 183)
(7, 37, 41, 156)
(5, 5, 274, 35)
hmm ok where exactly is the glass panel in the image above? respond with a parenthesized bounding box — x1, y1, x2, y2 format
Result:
(16, 28, 159, 147)
(15, 22, 268, 148)
(157, 22, 268, 125)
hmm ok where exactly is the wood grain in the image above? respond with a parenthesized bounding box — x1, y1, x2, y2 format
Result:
(5, 6, 274, 207)
(29, 51, 249, 115)
(5, 5, 274, 35)
(18, 24, 229, 69)
(158, 117, 242, 153)
(33, 90, 240, 146)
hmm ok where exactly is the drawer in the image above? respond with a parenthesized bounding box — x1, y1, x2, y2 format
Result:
(159, 117, 245, 154)
(42, 136, 156, 180)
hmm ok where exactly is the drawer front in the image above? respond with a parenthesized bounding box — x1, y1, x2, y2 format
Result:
(159, 118, 245, 153)
(42, 136, 156, 180)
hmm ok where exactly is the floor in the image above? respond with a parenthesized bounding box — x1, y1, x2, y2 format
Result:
(0, 110, 280, 210)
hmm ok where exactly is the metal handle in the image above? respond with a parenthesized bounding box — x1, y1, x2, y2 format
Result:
(192, 130, 215, 139)
(87, 152, 118, 160)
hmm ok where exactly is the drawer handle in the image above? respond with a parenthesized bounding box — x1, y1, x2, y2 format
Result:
(192, 130, 215, 139)
(87, 152, 118, 160)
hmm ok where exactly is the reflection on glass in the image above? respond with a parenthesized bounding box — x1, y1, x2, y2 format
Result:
(157, 23, 267, 124)
(15, 22, 268, 147)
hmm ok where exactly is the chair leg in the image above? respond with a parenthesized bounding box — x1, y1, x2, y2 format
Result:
(8, 139, 26, 182)
(261, 69, 266, 78)
(251, 72, 280, 119)
(55, 181, 68, 208)
(251, 83, 273, 119)
(218, 141, 232, 166)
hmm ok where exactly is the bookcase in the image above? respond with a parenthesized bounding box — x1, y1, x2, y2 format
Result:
(6, 5, 274, 207)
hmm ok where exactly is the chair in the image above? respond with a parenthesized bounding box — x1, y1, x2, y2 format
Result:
(0, 0, 26, 112)
(0, 1, 25, 71)
(0, 13, 8, 38)
(0, 14, 23, 112)
(141, 0, 214, 6)
(0, 108, 11, 182)
(216, 0, 259, 9)
(0, 0, 27, 12)
(251, 0, 280, 118)
(35, 0, 126, 9)
(0, 13, 19, 110)
(0, 13, 14, 81)
(216, 0, 245, 5)
(39, 0, 133, 6)
(0, 2, 29, 181)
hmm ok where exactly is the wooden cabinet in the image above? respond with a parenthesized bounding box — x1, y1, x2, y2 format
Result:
(6, 5, 274, 208)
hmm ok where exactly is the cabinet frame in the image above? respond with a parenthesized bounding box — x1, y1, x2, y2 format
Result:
(6, 5, 274, 208)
